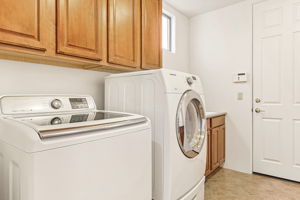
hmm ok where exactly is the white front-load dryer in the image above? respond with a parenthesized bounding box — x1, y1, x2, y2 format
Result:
(105, 69, 207, 200)
(165, 90, 206, 200)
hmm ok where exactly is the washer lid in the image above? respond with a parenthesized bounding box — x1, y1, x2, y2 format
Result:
(176, 90, 206, 159)
(10, 111, 147, 139)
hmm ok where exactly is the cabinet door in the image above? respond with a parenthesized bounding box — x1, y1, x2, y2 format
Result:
(0, 0, 48, 50)
(141, 0, 162, 69)
(218, 125, 225, 165)
(205, 130, 211, 176)
(108, 0, 141, 68)
(211, 128, 219, 171)
(57, 0, 103, 60)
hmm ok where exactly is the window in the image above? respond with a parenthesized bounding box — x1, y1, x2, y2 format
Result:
(162, 11, 175, 52)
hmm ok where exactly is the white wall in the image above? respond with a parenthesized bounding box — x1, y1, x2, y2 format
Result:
(190, 0, 253, 173)
(163, 2, 190, 73)
(0, 0, 255, 174)
(0, 59, 109, 108)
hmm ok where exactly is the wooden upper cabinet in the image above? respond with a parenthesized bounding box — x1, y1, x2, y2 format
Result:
(0, 0, 162, 72)
(142, 0, 162, 69)
(108, 0, 141, 68)
(57, 0, 103, 60)
(0, 0, 48, 51)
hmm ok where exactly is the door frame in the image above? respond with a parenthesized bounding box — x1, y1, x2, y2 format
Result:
(251, 0, 268, 174)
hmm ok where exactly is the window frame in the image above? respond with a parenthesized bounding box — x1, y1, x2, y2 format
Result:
(162, 10, 175, 53)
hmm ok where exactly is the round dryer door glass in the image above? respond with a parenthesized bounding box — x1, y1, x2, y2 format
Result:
(176, 90, 206, 158)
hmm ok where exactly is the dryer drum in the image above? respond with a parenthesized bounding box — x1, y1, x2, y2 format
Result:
(176, 90, 206, 159)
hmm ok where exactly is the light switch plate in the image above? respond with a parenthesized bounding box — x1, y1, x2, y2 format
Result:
(237, 92, 244, 100)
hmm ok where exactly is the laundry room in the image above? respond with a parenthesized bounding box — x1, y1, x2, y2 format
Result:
(0, 0, 299, 200)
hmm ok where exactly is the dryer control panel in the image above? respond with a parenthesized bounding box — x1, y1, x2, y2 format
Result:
(0, 95, 96, 115)
(161, 71, 204, 94)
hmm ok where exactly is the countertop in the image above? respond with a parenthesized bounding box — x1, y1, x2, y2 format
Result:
(205, 112, 227, 118)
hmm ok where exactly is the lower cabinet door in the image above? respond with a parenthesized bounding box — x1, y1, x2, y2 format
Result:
(211, 128, 219, 171)
(205, 130, 211, 176)
(218, 125, 225, 165)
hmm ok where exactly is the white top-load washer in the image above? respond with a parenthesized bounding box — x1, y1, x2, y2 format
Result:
(105, 69, 207, 200)
(0, 95, 152, 200)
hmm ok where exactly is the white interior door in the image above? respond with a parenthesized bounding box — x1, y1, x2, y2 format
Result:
(253, 0, 300, 182)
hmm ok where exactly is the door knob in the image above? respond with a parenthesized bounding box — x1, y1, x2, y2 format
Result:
(255, 108, 265, 113)
(255, 98, 261, 103)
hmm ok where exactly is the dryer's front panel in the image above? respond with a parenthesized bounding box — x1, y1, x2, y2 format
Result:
(166, 90, 207, 200)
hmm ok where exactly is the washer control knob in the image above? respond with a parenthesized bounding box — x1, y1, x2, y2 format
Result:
(51, 99, 62, 110)
(187, 77, 194, 85)
(51, 117, 62, 125)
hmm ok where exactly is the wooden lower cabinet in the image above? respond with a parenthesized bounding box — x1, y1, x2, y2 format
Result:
(205, 115, 226, 177)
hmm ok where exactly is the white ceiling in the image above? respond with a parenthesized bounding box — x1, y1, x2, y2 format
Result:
(164, 0, 246, 17)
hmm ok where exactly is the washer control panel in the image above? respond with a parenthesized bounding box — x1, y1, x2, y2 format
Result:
(51, 99, 63, 110)
(0, 95, 96, 115)
(69, 98, 89, 109)
(50, 117, 63, 125)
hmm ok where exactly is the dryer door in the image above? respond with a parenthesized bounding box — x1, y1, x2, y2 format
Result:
(176, 90, 206, 158)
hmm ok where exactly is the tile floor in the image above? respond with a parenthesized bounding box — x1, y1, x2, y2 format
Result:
(205, 168, 300, 200)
